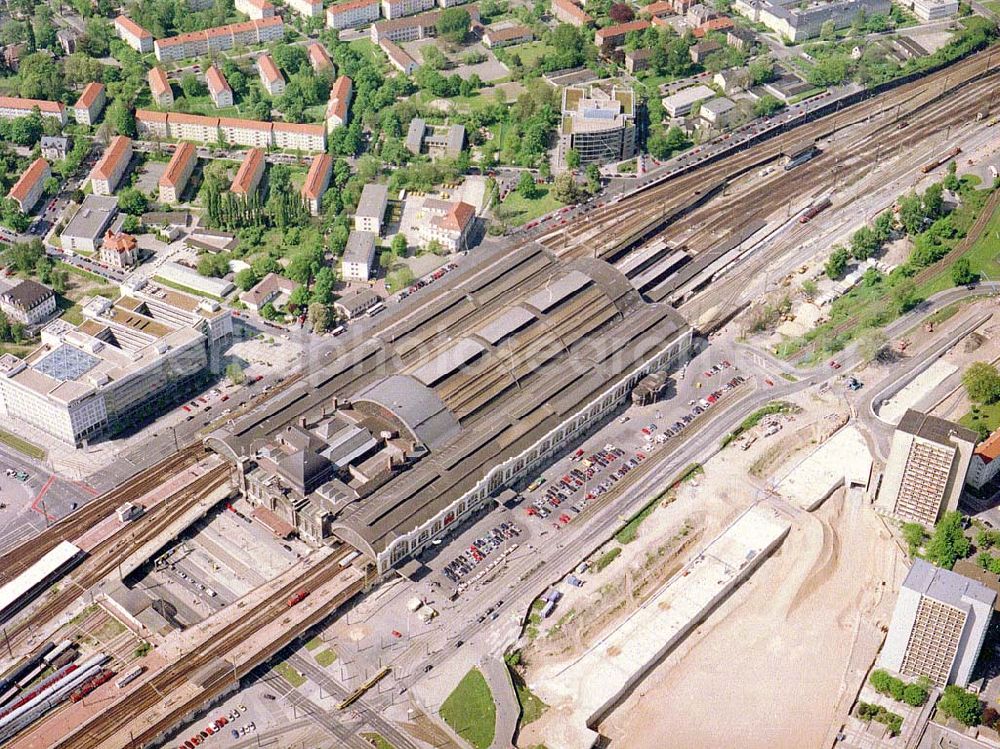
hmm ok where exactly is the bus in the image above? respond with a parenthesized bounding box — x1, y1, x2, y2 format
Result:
(366, 302, 386, 318)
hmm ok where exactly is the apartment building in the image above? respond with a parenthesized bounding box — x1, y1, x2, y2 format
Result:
(206, 65, 233, 108)
(0, 96, 67, 126)
(371, 4, 480, 41)
(307, 42, 334, 73)
(342, 231, 378, 281)
(301, 153, 333, 216)
(73, 82, 106, 126)
(0, 279, 232, 446)
(41, 136, 69, 161)
(235, 0, 276, 19)
(557, 85, 635, 168)
(380, 39, 418, 74)
(154, 17, 284, 62)
(149, 68, 174, 109)
(0, 280, 56, 326)
(327, 0, 382, 29)
(880, 559, 995, 688)
(231, 147, 266, 198)
(257, 54, 286, 96)
(159, 142, 198, 204)
(551, 0, 593, 26)
(114, 15, 154, 53)
(875, 409, 978, 527)
(911, 0, 958, 19)
(60, 195, 120, 254)
(355, 183, 388, 233)
(326, 75, 353, 131)
(287, 0, 324, 16)
(966, 429, 1000, 491)
(381, 0, 435, 20)
(594, 19, 650, 47)
(99, 230, 140, 270)
(7, 158, 51, 214)
(417, 199, 475, 251)
(733, 0, 890, 41)
(136, 110, 328, 152)
(90, 136, 133, 196)
(483, 25, 533, 48)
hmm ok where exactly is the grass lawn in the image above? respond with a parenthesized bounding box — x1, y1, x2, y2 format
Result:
(918, 189, 1000, 296)
(504, 42, 555, 67)
(592, 546, 622, 572)
(273, 661, 306, 688)
(0, 428, 46, 460)
(497, 187, 564, 226)
(439, 668, 496, 749)
(57, 262, 103, 283)
(350, 38, 387, 68)
(304, 636, 322, 651)
(315, 648, 337, 667)
(986, 0, 1000, 12)
(361, 733, 395, 749)
(511, 671, 547, 727)
(172, 95, 241, 119)
(0, 343, 35, 359)
(960, 402, 1000, 436)
(152, 275, 225, 302)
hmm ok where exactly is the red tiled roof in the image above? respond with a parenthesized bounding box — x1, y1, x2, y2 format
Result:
(976, 430, 1000, 464)
(74, 82, 104, 111)
(219, 116, 272, 131)
(552, 0, 592, 22)
(170, 112, 220, 127)
(301, 153, 332, 200)
(114, 15, 153, 40)
(206, 65, 231, 95)
(148, 68, 171, 98)
(693, 15, 733, 35)
(307, 42, 333, 69)
(380, 39, 417, 69)
(327, 0, 379, 13)
(485, 25, 532, 42)
(439, 201, 475, 232)
(326, 75, 353, 122)
(8, 158, 49, 203)
(641, 0, 673, 14)
(596, 19, 650, 40)
(160, 142, 197, 188)
(91, 136, 131, 182)
(0, 96, 65, 115)
(231, 148, 265, 195)
(103, 230, 137, 252)
(136, 109, 169, 124)
(272, 121, 325, 136)
(257, 54, 283, 84)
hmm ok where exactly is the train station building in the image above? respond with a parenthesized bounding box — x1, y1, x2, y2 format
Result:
(207, 243, 692, 574)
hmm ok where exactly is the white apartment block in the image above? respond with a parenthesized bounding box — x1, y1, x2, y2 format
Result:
(235, 0, 276, 19)
(114, 15, 154, 53)
(0, 280, 233, 447)
(355, 183, 388, 233)
(342, 230, 377, 281)
(159, 142, 198, 204)
(287, 0, 324, 16)
(206, 65, 233, 108)
(149, 68, 174, 108)
(257, 54, 286, 96)
(154, 17, 284, 62)
(381, 0, 435, 20)
(136, 111, 327, 152)
(0, 97, 67, 126)
(417, 198, 475, 252)
(73, 82, 106, 126)
(90, 136, 133, 196)
(880, 559, 995, 688)
(875, 409, 978, 528)
(7, 158, 51, 214)
(327, 0, 382, 29)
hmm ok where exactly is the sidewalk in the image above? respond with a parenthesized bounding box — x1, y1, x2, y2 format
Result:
(479, 655, 519, 749)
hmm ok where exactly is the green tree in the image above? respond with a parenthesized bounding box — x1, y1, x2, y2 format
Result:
(963, 362, 1000, 404)
(748, 56, 776, 85)
(902, 523, 927, 555)
(259, 301, 279, 320)
(106, 99, 137, 138)
(251, 255, 281, 278)
(944, 160, 960, 192)
(391, 233, 408, 256)
(117, 188, 148, 216)
(925, 511, 971, 570)
(196, 253, 230, 278)
(923, 182, 944, 219)
(902, 683, 929, 707)
(850, 226, 880, 260)
(889, 278, 918, 314)
(422, 45, 449, 70)
(517, 171, 539, 200)
(312, 266, 336, 305)
(937, 685, 982, 726)
(181, 73, 207, 98)
(307, 302, 333, 333)
(824, 245, 849, 279)
(951, 257, 976, 286)
(235, 268, 258, 291)
(17, 52, 64, 100)
(898, 192, 925, 235)
(565, 149, 581, 169)
(437, 8, 471, 43)
(872, 211, 894, 243)
(754, 94, 785, 118)
(552, 172, 582, 204)
(857, 328, 887, 364)
(225, 362, 245, 385)
(287, 284, 311, 312)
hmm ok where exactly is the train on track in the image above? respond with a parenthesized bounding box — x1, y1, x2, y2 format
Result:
(799, 197, 833, 223)
(921, 146, 962, 174)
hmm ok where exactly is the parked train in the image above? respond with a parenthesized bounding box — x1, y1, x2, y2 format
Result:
(799, 197, 833, 224)
(921, 146, 962, 174)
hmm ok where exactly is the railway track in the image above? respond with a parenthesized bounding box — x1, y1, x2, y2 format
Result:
(538, 45, 999, 263)
(0, 445, 206, 586)
(54, 547, 361, 749)
(3, 464, 232, 653)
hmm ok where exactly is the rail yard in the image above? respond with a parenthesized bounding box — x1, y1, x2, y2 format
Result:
(0, 31, 998, 749)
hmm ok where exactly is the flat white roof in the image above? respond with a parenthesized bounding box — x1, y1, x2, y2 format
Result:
(661, 85, 716, 111)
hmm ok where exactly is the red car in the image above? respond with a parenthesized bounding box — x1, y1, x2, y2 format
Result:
(183, 405, 191, 412)
(829, 360, 841, 369)
(392, 630, 402, 638)
(765, 379, 774, 386)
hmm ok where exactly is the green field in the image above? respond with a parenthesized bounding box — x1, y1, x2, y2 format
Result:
(497, 187, 565, 226)
(439, 668, 496, 749)
(361, 733, 395, 749)
(0, 428, 46, 460)
(503, 42, 555, 67)
(961, 402, 1000, 436)
(919, 189, 1000, 296)
(305, 636, 322, 651)
(273, 661, 306, 688)
(350, 38, 386, 68)
(315, 649, 337, 667)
